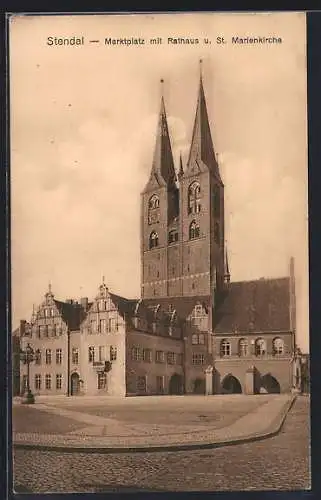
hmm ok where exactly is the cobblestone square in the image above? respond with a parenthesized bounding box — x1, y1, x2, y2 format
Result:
(13, 396, 310, 493)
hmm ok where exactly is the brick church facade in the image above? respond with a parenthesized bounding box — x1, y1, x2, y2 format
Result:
(17, 69, 302, 397)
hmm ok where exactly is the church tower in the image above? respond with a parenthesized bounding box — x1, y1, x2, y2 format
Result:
(179, 61, 225, 299)
(141, 64, 226, 304)
(141, 80, 179, 299)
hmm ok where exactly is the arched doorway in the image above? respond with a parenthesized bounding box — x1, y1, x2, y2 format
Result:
(193, 378, 205, 394)
(70, 372, 80, 395)
(260, 374, 280, 394)
(221, 375, 242, 394)
(169, 373, 183, 395)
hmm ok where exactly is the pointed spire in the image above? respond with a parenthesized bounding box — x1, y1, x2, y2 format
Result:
(224, 246, 231, 284)
(144, 79, 176, 192)
(48, 281, 52, 294)
(187, 61, 221, 181)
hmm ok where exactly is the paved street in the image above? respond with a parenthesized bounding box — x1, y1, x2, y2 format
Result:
(13, 396, 310, 493)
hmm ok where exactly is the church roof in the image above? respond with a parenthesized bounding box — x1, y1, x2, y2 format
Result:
(214, 277, 291, 334)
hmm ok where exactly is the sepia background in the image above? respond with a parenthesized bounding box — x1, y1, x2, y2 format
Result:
(9, 12, 309, 352)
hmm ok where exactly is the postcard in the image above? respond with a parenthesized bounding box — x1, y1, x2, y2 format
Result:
(9, 12, 310, 493)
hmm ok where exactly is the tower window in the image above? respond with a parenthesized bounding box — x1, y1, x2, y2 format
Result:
(149, 194, 160, 209)
(148, 195, 160, 224)
(188, 182, 201, 214)
(149, 231, 159, 249)
(189, 220, 200, 240)
(214, 222, 220, 244)
(168, 230, 178, 244)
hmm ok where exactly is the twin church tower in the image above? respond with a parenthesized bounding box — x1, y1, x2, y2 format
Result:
(140, 62, 229, 305)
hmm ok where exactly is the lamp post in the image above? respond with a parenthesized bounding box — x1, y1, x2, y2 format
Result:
(20, 343, 35, 404)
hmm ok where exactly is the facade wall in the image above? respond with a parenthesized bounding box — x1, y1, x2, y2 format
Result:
(214, 358, 293, 394)
(20, 331, 71, 396)
(213, 331, 294, 394)
(79, 289, 127, 396)
(141, 187, 169, 299)
(125, 329, 184, 395)
(180, 171, 212, 297)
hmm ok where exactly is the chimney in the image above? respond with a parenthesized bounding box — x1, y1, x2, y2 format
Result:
(80, 297, 89, 310)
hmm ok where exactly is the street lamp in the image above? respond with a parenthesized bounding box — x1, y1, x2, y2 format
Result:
(20, 343, 35, 404)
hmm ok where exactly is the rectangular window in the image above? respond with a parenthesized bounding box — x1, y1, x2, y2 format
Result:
(35, 374, 41, 390)
(142, 348, 152, 363)
(108, 317, 117, 332)
(90, 320, 96, 333)
(110, 346, 117, 361)
(45, 374, 51, 390)
(56, 348, 62, 364)
(72, 347, 79, 364)
(56, 374, 62, 390)
(52, 324, 57, 336)
(192, 353, 205, 365)
(97, 372, 107, 389)
(99, 319, 106, 333)
(35, 350, 41, 365)
(45, 349, 52, 364)
(43, 325, 49, 337)
(156, 350, 165, 363)
(167, 352, 176, 365)
(88, 346, 95, 363)
(37, 326, 41, 338)
(98, 346, 105, 361)
(131, 347, 141, 361)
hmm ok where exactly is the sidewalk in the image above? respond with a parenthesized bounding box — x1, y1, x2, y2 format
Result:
(13, 394, 295, 453)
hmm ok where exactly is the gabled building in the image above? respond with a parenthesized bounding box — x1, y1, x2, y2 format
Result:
(17, 63, 302, 396)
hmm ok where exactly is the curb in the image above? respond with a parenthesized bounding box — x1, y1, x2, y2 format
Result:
(13, 396, 296, 454)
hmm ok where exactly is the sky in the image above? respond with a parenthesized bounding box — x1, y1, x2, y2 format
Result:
(9, 12, 309, 351)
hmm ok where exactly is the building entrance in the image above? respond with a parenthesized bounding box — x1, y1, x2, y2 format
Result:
(70, 372, 80, 395)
